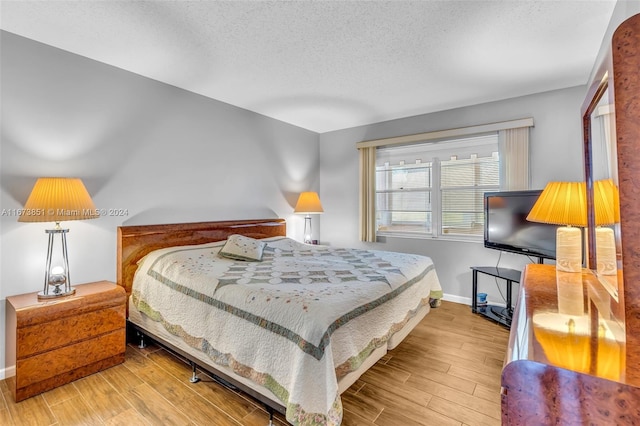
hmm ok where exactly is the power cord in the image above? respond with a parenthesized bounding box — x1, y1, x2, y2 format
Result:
(493, 252, 536, 307)
(494, 252, 507, 304)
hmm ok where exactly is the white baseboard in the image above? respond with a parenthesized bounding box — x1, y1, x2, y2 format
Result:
(442, 293, 471, 305)
(0, 365, 14, 380)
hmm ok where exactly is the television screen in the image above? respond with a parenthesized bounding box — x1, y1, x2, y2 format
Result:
(484, 190, 557, 260)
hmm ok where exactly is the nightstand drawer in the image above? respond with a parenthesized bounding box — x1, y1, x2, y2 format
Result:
(16, 328, 125, 388)
(17, 305, 125, 358)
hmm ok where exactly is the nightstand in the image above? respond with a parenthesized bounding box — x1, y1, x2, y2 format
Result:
(5, 281, 126, 402)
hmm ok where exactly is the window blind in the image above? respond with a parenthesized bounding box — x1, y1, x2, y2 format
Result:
(357, 118, 532, 241)
(375, 134, 499, 238)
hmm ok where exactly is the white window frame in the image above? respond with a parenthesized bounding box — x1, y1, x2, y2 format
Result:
(375, 134, 499, 240)
(356, 118, 533, 243)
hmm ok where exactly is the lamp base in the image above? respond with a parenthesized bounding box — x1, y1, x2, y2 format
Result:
(40, 226, 74, 298)
(596, 227, 617, 276)
(555, 226, 582, 273)
(303, 215, 312, 244)
(38, 286, 76, 300)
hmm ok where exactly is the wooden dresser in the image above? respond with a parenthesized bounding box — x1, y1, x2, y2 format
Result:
(501, 264, 640, 424)
(5, 281, 126, 402)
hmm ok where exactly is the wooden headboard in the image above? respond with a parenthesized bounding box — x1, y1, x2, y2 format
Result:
(116, 218, 287, 301)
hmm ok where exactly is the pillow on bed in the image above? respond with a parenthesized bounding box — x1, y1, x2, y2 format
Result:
(219, 234, 266, 261)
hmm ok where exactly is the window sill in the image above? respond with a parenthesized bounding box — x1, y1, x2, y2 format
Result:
(376, 232, 483, 244)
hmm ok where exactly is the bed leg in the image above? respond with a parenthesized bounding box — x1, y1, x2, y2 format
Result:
(265, 405, 274, 426)
(137, 331, 147, 349)
(189, 361, 201, 383)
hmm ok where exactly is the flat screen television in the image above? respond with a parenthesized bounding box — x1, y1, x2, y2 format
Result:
(484, 190, 557, 260)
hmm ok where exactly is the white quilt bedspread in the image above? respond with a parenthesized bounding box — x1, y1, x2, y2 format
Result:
(131, 237, 442, 425)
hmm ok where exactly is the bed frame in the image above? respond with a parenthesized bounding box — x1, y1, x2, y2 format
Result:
(116, 218, 430, 423)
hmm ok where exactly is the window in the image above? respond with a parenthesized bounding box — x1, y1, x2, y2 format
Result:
(376, 134, 499, 239)
(357, 118, 532, 242)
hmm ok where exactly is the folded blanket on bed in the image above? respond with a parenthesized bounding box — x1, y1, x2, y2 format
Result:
(132, 237, 443, 425)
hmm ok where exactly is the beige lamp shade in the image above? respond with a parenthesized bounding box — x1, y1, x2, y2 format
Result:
(527, 182, 586, 273)
(18, 178, 99, 223)
(294, 192, 324, 214)
(526, 181, 587, 227)
(593, 179, 620, 226)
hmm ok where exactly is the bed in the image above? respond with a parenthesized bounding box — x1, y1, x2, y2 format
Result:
(117, 219, 443, 425)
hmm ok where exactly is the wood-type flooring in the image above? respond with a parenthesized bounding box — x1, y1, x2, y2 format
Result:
(0, 301, 509, 425)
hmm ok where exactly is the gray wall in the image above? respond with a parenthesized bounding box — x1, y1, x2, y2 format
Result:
(319, 86, 586, 306)
(0, 31, 319, 377)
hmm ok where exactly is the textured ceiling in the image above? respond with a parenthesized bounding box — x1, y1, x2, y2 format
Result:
(0, 1, 617, 133)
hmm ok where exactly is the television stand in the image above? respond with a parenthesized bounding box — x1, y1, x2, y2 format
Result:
(470, 266, 521, 328)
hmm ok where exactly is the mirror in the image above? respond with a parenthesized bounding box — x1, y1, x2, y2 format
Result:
(583, 72, 623, 303)
(589, 85, 617, 182)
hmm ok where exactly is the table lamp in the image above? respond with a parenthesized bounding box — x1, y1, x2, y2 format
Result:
(294, 191, 324, 244)
(593, 179, 620, 276)
(527, 182, 586, 273)
(18, 177, 99, 299)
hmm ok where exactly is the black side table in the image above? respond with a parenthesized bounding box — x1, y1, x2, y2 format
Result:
(471, 266, 521, 328)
